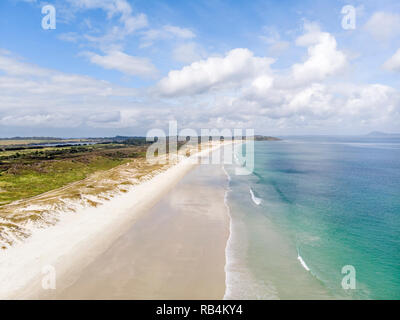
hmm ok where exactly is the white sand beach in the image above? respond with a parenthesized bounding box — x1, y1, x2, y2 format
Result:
(0, 142, 233, 299)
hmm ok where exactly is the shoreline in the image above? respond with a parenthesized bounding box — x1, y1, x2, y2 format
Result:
(222, 165, 234, 300)
(53, 161, 230, 299)
(0, 141, 235, 299)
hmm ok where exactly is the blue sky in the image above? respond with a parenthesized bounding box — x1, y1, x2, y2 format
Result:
(0, 0, 399, 137)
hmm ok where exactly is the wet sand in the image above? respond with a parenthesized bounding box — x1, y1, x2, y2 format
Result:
(46, 163, 230, 299)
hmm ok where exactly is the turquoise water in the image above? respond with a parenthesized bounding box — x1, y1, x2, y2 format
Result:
(224, 137, 400, 300)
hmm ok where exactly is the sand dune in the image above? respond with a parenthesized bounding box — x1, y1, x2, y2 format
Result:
(0, 141, 235, 299)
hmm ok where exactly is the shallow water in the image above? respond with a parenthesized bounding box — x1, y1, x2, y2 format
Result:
(224, 137, 400, 300)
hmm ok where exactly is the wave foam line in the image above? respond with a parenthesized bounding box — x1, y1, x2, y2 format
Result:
(297, 254, 310, 271)
(222, 166, 279, 300)
(222, 165, 233, 300)
(249, 188, 262, 205)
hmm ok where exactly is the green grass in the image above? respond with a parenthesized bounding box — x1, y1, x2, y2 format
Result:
(0, 142, 150, 205)
(0, 143, 121, 158)
(0, 146, 66, 157)
(0, 140, 177, 206)
(0, 156, 130, 205)
(0, 156, 129, 205)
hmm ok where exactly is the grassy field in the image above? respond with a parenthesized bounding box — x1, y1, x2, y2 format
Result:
(0, 136, 234, 206)
(0, 142, 149, 206)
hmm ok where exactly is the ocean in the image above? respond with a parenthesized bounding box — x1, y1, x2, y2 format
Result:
(223, 137, 400, 300)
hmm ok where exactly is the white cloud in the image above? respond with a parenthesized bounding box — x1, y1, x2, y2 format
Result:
(163, 25, 195, 39)
(82, 13, 148, 47)
(56, 1, 159, 78)
(268, 41, 290, 56)
(150, 23, 400, 134)
(259, 26, 290, 56)
(84, 50, 157, 77)
(158, 24, 346, 96)
(172, 42, 206, 64)
(0, 50, 142, 129)
(57, 32, 80, 43)
(0, 54, 53, 77)
(2, 15, 400, 135)
(152, 23, 399, 134)
(157, 48, 275, 96)
(68, 0, 147, 32)
(0, 51, 194, 134)
(383, 48, 400, 72)
(123, 13, 148, 34)
(341, 84, 398, 118)
(226, 81, 399, 132)
(140, 25, 195, 48)
(66, 0, 148, 48)
(289, 23, 347, 85)
(0, 114, 81, 128)
(364, 12, 400, 41)
(87, 111, 121, 127)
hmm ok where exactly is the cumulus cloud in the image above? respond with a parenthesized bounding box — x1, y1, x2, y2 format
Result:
(289, 23, 347, 85)
(364, 12, 400, 41)
(383, 49, 400, 72)
(153, 23, 399, 133)
(222, 81, 400, 134)
(157, 23, 347, 98)
(341, 84, 398, 118)
(1, 17, 400, 135)
(157, 48, 275, 96)
(84, 50, 157, 77)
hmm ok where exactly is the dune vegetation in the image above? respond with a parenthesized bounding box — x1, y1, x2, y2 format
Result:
(0, 141, 149, 206)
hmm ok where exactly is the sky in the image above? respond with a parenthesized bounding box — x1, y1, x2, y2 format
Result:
(0, 0, 399, 137)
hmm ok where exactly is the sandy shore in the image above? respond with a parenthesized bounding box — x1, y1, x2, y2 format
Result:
(0, 142, 232, 299)
(52, 162, 229, 299)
